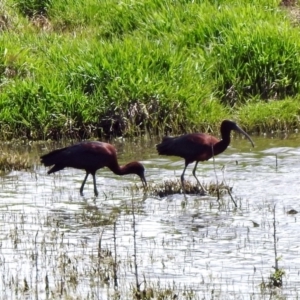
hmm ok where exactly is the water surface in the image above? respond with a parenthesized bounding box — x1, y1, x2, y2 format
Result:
(0, 135, 300, 299)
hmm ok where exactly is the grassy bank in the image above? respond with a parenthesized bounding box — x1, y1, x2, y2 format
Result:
(0, 0, 300, 139)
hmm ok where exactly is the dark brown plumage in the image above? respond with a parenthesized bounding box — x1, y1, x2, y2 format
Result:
(41, 141, 147, 196)
(156, 120, 254, 192)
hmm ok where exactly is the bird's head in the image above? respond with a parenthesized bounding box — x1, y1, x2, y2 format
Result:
(221, 120, 254, 147)
(126, 161, 147, 187)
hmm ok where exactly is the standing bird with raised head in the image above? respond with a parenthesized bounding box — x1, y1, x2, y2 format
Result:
(156, 120, 254, 193)
(41, 141, 147, 196)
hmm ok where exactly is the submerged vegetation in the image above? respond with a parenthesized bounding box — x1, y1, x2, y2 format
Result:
(0, 0, 300, 139)
(0, 151, 31, 172)
(141, 179, 232, 198)
(0, 140, 35, 171)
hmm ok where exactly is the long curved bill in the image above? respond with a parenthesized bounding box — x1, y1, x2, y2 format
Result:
(234, 125, 254, 147)
(140, 175, 147, 187)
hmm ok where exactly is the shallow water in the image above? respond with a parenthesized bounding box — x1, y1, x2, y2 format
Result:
(0, 135, 300, 299)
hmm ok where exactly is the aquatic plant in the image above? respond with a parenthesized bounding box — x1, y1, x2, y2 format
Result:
(0, 152, 32, 172)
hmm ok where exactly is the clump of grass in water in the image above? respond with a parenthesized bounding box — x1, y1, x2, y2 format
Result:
(260, 205, 285, 292)
(153, 179, 232, 197)
(0, 152, 32, 172)
(128, 179, 232, 197)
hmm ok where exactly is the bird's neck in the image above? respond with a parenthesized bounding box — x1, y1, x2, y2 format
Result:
(108, 162, 132, 176)
(213, 134, 231, 156)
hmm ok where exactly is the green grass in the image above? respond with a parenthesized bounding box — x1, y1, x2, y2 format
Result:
(239, 97, 300, 132)
(0, 0, 299, 139)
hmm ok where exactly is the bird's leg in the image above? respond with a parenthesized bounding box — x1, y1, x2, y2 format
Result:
(80, 172, 89, 196)
(192, 161, 206, 193)
(92, 172, 99, 197)
(180, 164, 188, 194)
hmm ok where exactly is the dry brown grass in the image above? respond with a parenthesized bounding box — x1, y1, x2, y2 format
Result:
(0, 152, 32, 172)
(280, 0, 300, 26)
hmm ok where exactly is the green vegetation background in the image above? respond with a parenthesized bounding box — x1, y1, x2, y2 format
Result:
(0, 0, 300, 139)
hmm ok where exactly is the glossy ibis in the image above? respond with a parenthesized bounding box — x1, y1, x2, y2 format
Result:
(41, 141, 147, 196)
(156, 120, 254, 193)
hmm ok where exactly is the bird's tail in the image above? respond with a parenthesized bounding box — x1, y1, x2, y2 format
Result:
(156, 136, 175, 156)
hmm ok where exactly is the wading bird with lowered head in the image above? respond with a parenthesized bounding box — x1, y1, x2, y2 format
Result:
(41, 141, 147, 196)
(156, 120, 254, 193)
